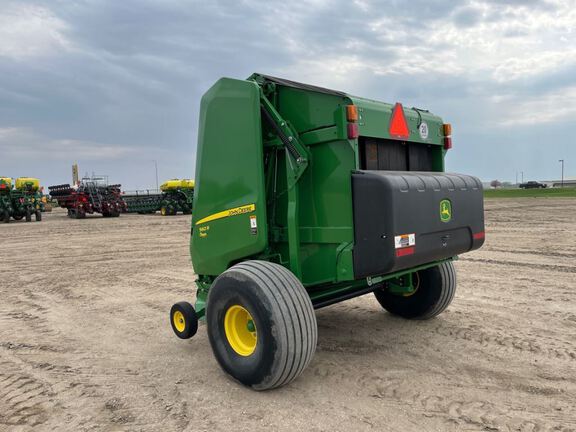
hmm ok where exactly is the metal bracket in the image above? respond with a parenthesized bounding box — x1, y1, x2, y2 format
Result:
(258, 91, 310, 279)
(259, 93, 309, 188)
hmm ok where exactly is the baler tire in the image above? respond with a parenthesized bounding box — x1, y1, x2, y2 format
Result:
(206, 260, 317, 391)
(160, 207, 168, 216)
(35, 210, 42, 222)
(374, 261, 456, 320)
(170, 302, 198, 339)
(25, 210, 32, 222)
(12, 215, 23, 221)
(2, 211, 9, 223)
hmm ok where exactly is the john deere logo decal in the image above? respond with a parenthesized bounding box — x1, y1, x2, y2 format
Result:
(440, 199, 452, 223)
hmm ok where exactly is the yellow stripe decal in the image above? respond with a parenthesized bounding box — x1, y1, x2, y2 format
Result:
(195, 204, 255, 226)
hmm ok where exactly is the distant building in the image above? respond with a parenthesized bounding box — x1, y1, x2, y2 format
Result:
(543, 179, 576, 188)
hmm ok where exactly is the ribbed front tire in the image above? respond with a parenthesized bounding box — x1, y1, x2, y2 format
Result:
(206, 260, 317, 390)
(374, 261, 457, 320)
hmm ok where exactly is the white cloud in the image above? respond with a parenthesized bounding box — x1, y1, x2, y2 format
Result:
(0, 127, 135, 160)
(0, 3, 71, 60)
(496, 86, 576, 126)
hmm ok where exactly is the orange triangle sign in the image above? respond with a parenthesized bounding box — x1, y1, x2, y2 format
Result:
(389, 103, 410, 139)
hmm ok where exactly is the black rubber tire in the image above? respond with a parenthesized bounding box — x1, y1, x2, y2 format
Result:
(160, 206, 168, 216)
(206, 260, 317, 391)
(2, 211, 9, 223)
(12, 215, 23, 221)
(35, 210, 42, 222)
(374, 261, 456, 320)
(25, 210, 32, 222)
(170, 301, 198, 339)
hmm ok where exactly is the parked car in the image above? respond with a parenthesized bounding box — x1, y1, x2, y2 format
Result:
(519, 181, 547, 189)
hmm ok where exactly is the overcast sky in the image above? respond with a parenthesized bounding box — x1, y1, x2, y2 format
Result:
(0, 0, 574, 189)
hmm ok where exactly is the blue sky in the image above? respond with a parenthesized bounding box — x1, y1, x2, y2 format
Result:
(0, 0, 574, 189)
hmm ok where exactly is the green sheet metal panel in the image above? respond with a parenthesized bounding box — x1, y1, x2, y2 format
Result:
(191, 78, 268, 275)
(349, 96, 445, 146)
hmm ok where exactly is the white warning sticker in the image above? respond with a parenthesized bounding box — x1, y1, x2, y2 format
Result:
(250, 215, 257, 235)
(394, 233, 415, 249)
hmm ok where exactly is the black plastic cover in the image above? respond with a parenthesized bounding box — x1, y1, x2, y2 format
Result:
(352, 171, 485, 278)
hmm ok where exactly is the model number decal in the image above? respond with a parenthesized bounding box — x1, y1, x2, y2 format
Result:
(394, 233, 415, 249)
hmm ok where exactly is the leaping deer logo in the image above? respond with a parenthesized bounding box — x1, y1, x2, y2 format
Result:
(440, 199, 452, 222)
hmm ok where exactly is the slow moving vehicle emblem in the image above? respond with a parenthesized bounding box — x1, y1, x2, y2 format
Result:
(440, 199, 452, 223)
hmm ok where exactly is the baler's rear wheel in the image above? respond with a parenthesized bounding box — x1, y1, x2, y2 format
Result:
(25, 209, 32, 222)
(12, 215, 23, 221)
(2, 211, 9, 223)
(170, 301, 198, 339)
(374, 261, 456, 320)
(206, 260, 317, 390)
(35, 210, 42, 222)
(160, 206, 168, 216)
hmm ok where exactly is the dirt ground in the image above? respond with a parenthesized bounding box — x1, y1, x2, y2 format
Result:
(1, 198, 575, 432)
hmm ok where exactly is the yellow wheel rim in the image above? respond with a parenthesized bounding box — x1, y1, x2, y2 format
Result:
(173, 310, 186, 333)
(224, 305, 257, 356)
(161, 207, 167, 216)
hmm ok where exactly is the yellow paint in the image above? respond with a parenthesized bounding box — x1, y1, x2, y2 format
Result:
(195, 204, 255, 226)
(0, 177, 12, 188)
(199, 225, 209, 238)
(224, 305, 257, 356)
(15, 177, 40, 191)
(173, 310, 186, 333)
(160, 179, 195, 191)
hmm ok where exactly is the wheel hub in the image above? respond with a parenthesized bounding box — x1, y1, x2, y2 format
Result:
(224, 305, 257, 356)
(173, 310, 186, 333)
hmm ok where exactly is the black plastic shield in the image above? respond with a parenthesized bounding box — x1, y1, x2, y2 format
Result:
(352, 171, 485, 278)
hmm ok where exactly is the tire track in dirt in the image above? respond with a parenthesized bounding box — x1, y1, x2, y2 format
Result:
(459, 257, 576, 273)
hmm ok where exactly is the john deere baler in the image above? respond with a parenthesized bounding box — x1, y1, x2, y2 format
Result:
(170, 74, 485, 390)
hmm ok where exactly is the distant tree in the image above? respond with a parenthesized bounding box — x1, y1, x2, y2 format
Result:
(490, 180, 502, 189)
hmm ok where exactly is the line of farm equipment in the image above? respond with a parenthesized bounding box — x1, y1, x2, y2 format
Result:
(0, 177, 47, 223)
(123, 179, 194, 216)
(48, 181, 127, 219)
(42, 176, 195, 219)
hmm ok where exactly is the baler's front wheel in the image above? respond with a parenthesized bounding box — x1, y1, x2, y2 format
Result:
(170, 301, 198, 339)
(374, 261, 456, 320)
(2, 211, 10, 223)
(206, 260, 317, 391)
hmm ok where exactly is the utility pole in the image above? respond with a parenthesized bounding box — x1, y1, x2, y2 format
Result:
(559, 159, 564, 188)
(521, 171, 524, 184)
(154, 160, 159, 191)
(515, 171, 518, 185)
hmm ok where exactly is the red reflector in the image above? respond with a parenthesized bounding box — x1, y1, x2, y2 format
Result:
(444, 137, 452, 150)
(396, 246, 415, 257)
(389, 103, 410, 139)
(347, 122, 359, 139)
(0, 184, 5, 189)
(473, 231, 485, 240)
